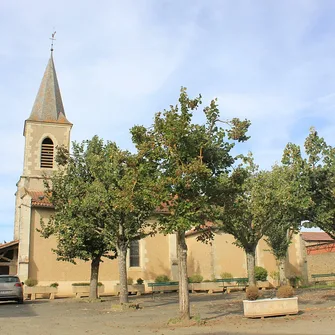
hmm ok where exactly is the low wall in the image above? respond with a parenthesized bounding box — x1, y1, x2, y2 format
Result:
(307, 251, 335, 282)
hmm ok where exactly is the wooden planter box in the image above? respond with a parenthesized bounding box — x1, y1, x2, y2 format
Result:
(24, 286, 58, 300)
(72, 285, 105, 298)
(189, 282, 221, 294)
(113, 284, 145, 296)
(256, 280, 271, 290)
(243, 297, 298, 318)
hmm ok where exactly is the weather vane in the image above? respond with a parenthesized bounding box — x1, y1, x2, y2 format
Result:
(50, 31, 56, 53)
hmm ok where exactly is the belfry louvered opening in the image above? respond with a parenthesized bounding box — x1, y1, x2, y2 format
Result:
(129, 240, 140, 267)
(40, 137, 54, 168)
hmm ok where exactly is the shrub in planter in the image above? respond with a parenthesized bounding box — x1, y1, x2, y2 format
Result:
(288, 276, 301, 288)
(136, 278, 144, 285)
(203, 279, 212, 282)
(127, 277, 133, 285)
(246, 286, 260, 301)
(188, 274, 203, 283)
(277, 285, 294, 298)
(255, 266, 268, 281)
(220, 272, 233, 279)
(155, 275, 170, 283)
(50, 282, 59, 288)
(25, 278, 38, 287)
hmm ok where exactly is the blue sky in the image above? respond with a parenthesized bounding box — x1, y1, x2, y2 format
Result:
(1, 0, 334, 242)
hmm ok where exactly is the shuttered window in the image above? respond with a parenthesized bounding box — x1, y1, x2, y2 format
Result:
(40, 137, 54, 168)
(129, 240, 140, 267)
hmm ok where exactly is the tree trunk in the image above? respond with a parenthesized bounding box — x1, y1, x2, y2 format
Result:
(246, 250, 256, 286)
(177, 230, 190, 320)
(117, 242, 129, 304)
(89, 256, 101, 299)
(278, 258, 287, 286)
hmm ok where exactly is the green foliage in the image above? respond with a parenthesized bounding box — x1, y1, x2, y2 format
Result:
(127, 277, 133, 285)
(40, 136, 158, 262)
(39, 136, 158, 301)
(263, 164, 309, 267)
(270, 271, 280, 281)
(288, 276, 301, 288)
(282, 127, 335, 239)
(136, 278, 144, 285)
(155, 275, 170, 283)
(188, 274, 203, 283)
(25, 278, 38, 287)
(131, 87, 250, 238)
(50, 282, 59, 288)
(246, 286, 259, 300)
(214, 162, 277, 285)
(191, 314, 206, 326)
(255, 266, 268, 281)
(39, 137, 119, 264)
(131, 87, 250, 318)
(276, 285, 294, 298)
(220, 272, 233, 279)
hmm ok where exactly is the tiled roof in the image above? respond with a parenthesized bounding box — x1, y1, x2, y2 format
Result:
(29, 191, 54, 208)
(186, 222, 214, 237)
(154, 203, 170, 214)
(0, 240, 19, 250)
(301, 232, 334, 242)
(29, 191, 171, 213)
(28, 55, 71, 125)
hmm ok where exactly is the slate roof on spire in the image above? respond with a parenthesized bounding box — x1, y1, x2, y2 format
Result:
(28, 55, 71, 124)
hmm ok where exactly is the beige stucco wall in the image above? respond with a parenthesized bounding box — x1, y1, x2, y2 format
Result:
(187, 232, 248, 280)
(255, 238, 277, 277)
(28, 208, 173, 295)
(287, 233, 307, 281)
(307, 252, 335, 282)
(187, 232, 306, 284)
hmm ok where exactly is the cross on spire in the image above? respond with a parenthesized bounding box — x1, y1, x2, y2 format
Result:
(50, 31, 56, 53)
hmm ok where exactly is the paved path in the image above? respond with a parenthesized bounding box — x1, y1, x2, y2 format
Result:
(0, 289, 334, 335)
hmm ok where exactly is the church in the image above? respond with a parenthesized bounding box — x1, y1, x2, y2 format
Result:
(0, 50, 310, 296)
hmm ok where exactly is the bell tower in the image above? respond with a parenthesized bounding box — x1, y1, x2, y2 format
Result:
(21, 53, 72, 186)
(14, 45, 72, 279)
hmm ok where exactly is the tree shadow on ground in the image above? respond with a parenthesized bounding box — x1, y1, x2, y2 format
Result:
(299, 299, 325, 305)
(202, 305, 243, 321)
(0, 300, 44, 318)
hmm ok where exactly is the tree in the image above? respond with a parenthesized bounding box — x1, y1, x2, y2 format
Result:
(263, 164, 309, 285)
(39, 137, 117, 299)
(40, 136, 158, 302)
(284, 128, 335, 239)
(99, 141, 159, 304)
(131, 87, 250, 319)
(214, 161, 277, 286)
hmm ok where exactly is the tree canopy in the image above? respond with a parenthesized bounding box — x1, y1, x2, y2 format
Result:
(213, 159, 278, 285)
(131, 87, 250, 319)
(263, 164, 310, 284)
(40, 137, 118, 299)
(283, 128, 335, 239)
(40, 136, 158, 301)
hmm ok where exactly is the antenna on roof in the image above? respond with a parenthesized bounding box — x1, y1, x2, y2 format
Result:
(50, 31, 56, 54)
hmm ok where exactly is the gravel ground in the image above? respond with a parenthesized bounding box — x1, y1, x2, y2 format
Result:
(0, 288, 334, 335)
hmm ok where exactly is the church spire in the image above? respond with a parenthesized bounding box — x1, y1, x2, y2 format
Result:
(27, 42, 71, 124)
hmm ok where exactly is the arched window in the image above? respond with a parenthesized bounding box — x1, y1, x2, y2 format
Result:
(129, 240, 140, 267)
(40, 137, 54, 169)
